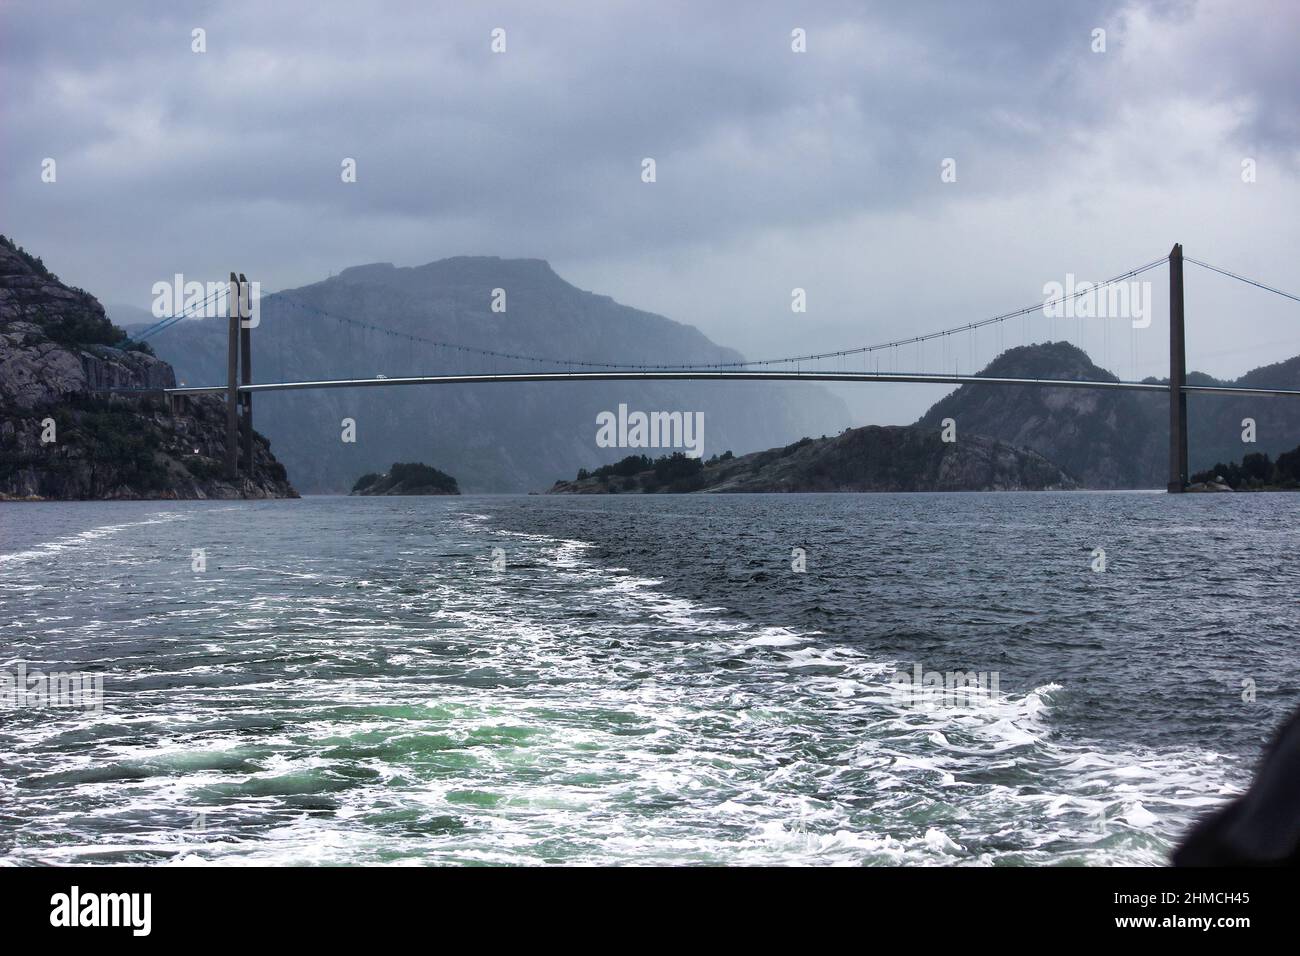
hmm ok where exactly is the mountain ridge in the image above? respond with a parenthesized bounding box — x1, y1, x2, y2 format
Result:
(915, 341, 1300, 488)
(135, 255, 853, 493)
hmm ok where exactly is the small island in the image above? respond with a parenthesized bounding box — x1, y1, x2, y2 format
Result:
(350, 462, 460, 496)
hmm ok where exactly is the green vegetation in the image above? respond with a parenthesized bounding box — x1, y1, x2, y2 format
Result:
(578, 451, 716, 484)
(63, 401, 167, 494)
(651, 451, 703, 484)
(1192, 446, 1300, 490)
(182, 454, 226, 482)
(0, 396, 171, 495)
(570, 451, 705, 493)
(584, 454, 653, 481)
(351, 462, 460, 495)
(1, 234, 148, 351)
(0, 234, 58, 282)
(42, 308, 133, 349)
(388, 462, 458, 493)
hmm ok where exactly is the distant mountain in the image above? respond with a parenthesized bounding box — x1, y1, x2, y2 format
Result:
(138, 257, 852, 493)
(549, 425, 1076, 493)
(915, 342, 1300, 489)
(0, 236, 295, 500)
(105, 302, 156, 329)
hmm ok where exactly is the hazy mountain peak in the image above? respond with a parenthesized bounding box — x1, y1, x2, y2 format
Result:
(144, 255, 852, 492)
(329, 256, 562, 294)
(334, 262, 397, 282)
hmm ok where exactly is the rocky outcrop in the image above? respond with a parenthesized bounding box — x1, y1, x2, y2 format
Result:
(350, 462, 460, 495)
(0, 236, 296, 500)
(1186, 481, 1233, 492)
(1, 326, 177, 409)
(549, 425, 1077, 494)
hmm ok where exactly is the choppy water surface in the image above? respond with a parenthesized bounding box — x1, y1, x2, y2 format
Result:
(1, 493, 1297, 866)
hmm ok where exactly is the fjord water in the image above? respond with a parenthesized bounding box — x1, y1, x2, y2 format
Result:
(1, 493, 1296, 866)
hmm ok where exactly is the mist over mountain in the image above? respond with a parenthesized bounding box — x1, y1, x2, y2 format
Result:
(916, 342, 1300, 489)
(133, 257, 852, 492)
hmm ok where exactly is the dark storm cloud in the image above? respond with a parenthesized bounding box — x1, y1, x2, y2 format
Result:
(1, 0, 1296, 403)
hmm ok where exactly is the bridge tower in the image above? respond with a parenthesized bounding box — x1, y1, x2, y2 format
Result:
(1167, 243, 1188, 493)
(224, 272, 256, 482)
(239, 272, 253, 477)
(225, 273, 240, 481)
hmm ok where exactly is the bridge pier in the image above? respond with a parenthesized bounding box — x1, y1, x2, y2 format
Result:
(1168, 243, 1188, 493)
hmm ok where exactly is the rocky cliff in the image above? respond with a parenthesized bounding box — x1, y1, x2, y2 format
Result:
(131, 257, 853, 493)
(549, 425, 1076, 493)
(915, 342, 1300, 489)
(0, 236, 296, 500)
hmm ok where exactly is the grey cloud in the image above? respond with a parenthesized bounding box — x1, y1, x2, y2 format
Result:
(1, 0, 1296, 428)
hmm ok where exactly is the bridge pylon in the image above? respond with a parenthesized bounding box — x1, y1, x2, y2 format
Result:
(222, 271, 257, 483)
(1167, 243, 1188, 493)
(239, 273, 253, 477)
(225, 272, 240, 481)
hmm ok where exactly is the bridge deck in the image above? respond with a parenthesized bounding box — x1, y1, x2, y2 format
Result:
(161, 370, 1300, 398)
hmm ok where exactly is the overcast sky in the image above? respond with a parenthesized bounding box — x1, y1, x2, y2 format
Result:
(3, 0, 1297, 423)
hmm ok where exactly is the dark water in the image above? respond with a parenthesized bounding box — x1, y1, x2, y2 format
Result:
(1, 492, 1296, 865)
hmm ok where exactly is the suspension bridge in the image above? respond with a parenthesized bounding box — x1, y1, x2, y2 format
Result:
(127, 244, 1300, 493)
